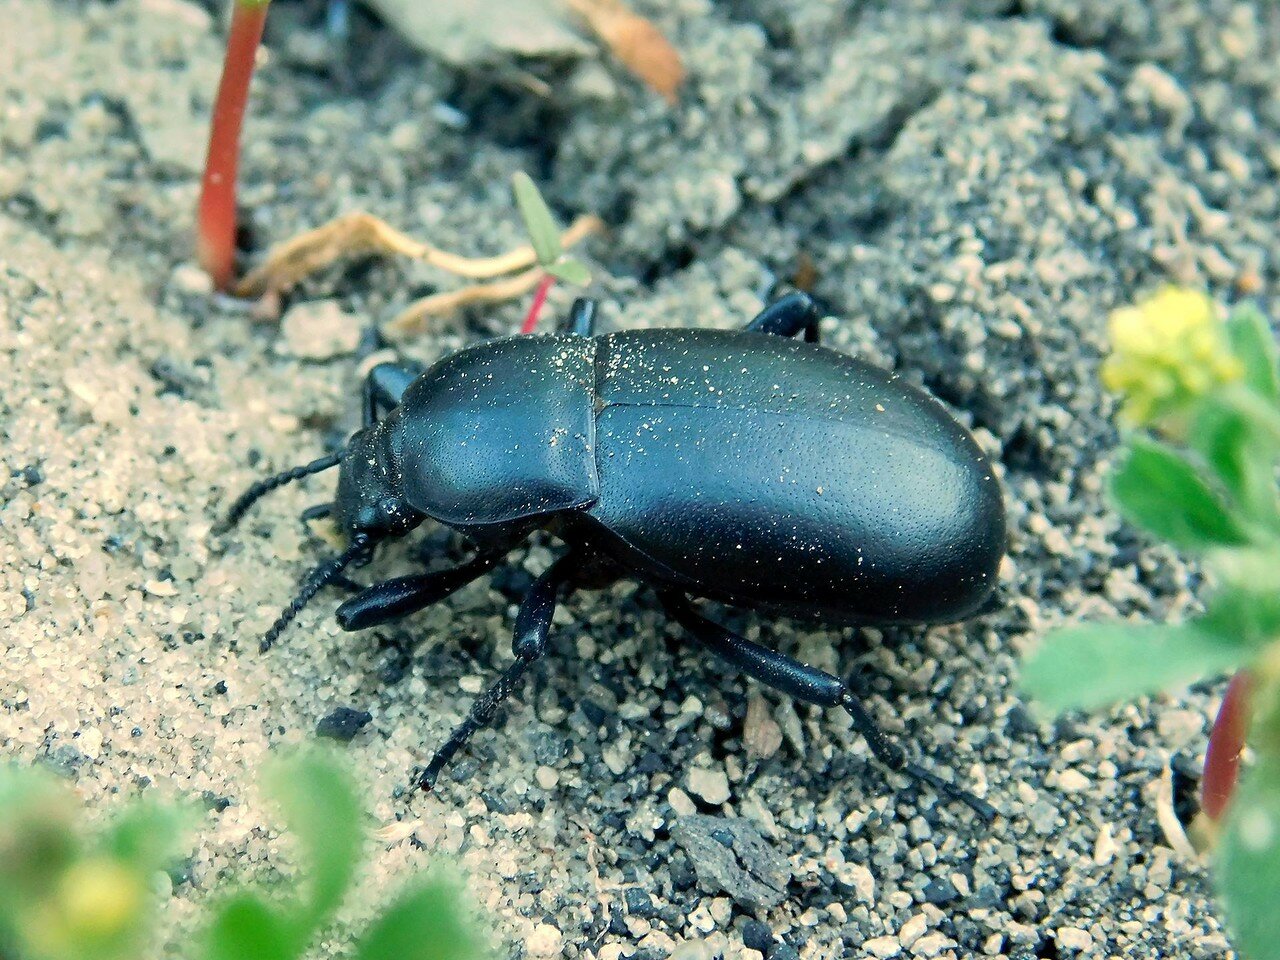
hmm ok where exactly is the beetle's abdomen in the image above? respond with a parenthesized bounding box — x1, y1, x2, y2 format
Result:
(587, 330, 1005, 624)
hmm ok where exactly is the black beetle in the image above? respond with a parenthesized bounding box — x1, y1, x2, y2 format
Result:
(226, 293, 1005, 817)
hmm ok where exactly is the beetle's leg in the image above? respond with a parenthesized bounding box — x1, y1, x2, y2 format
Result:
(660, 592, 997, 821)
(335, 553, 504, 631)
(560, 297, 599, 337)
(362, 361, 423, 426)
(744, 291, 822, 343)
(300, 502, 332, 523)
(418, 553, 579, 791)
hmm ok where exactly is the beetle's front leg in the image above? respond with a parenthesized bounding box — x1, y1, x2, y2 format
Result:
(660, 592, 997, 821)
(418, 552, 579, 791)
(744, 291, 822, 343)
(335, 553, 503, 631)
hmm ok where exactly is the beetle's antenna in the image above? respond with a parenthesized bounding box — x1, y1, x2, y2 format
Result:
(840, 692, 997, 822)
(223, 452, 343, 531)
(259, 533, 372, 652)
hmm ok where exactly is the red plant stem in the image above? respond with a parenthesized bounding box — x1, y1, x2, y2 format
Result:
(197, 1, 269, 291)
(1202, 669, 1253, 821)
(520, 274, 555, 334)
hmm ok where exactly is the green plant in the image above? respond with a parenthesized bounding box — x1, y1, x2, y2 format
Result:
(511, 171, 592, 333)
(201, 753, 489, 960)
(0, 755, 488, 960)
(1022, 287, 1280, 960)
(197, 0, 271, 291)
(193, 2, 644, 303)
(0, 767, 189, 960)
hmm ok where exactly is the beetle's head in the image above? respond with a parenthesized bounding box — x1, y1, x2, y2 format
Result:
(332, 426, 425, 541)
(220, 423, 427, 653)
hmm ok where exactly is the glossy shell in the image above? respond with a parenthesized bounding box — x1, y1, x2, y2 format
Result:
(389, 328, 1006, 625)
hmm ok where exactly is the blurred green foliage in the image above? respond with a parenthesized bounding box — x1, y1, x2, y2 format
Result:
(1022, 289, 1280, 960)
(0, 754, 488, 960)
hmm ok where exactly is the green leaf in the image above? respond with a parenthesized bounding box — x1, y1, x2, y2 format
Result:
(1021, 623, 1248, 713)
(204, 895, 300, 960)
(1219, 757, 1280, 960)
(99, 803, 192, 873)
(0, 768, 79, 899)
(545, 258, 591, 286)
(262, 753, 362, 929)
(355, 878, 490, 960)
(1110, 437, 1247, 550)
(512, 172, 561, 267)
(1225, 303, 1280, 402)
(1200, 578, 1280, 649)
(1189, 395, 1279, 524)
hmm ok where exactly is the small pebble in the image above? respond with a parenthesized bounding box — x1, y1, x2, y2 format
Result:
(686, 766, 731, 805)
(1093, 822, 1120, 865)
(169, 262, 212, 295)
(668, 787, 697, 817)
(911, 933, 953, 958)
(744, 693, 783, 760)
(315, 707, 372, 742)
(741, 919, 773, 952)
(280, 299, 360, 360)
(863, 935, 902, 959)
(848, 864, 876, 903)
(1056, 927, 1094, 951)
(625, 887, 657, 918)
(898, 914, 927, 948)
(526, 923, 563, 957)
(1056, 769, 1091, 793)
(921, 877, 958, 904)
(670, 941, 715, 960)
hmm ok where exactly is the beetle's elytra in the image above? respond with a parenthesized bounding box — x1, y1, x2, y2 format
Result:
(225, 293, 1006, 818)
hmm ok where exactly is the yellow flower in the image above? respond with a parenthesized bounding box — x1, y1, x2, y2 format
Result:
(24, 858, 146, 958)
(58, 859, 143, 940)
(1101, 286, 1243, 426)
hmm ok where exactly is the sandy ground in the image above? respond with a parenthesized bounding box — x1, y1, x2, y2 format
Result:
(4, 0, 1280, 957)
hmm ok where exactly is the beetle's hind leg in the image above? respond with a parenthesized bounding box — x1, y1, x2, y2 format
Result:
(417, 553, 579, 792)
(660, 592, 997, 821)
(745, 291, 822, 343)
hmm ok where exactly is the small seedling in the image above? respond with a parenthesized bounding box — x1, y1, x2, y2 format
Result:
(194, 2, 633, 324)
(1021, 288, 1280, 960)
(197, 0, 271, 291)
(510, 171, 592, 332)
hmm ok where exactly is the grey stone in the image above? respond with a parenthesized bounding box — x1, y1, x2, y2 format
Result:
(669, 815, 791, 910)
